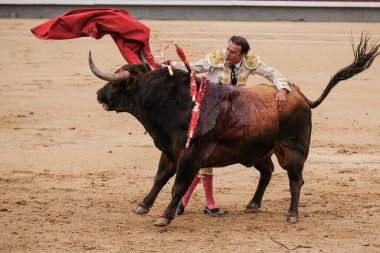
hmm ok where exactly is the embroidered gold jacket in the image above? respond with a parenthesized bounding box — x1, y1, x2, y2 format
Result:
(181, 50, 290, 91)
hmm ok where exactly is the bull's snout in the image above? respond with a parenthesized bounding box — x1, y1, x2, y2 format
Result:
(96, 89, 110, 111)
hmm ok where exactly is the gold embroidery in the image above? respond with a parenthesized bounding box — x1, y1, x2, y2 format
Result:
(235, 68, 244, 85)
(245, 53, 258, 68)
(217, 66, 249, 86)
(209, 51, 225, 66)
(238, 75, 246, 84)
(218, 75, 229, 85)
(199, 168, 213, 177)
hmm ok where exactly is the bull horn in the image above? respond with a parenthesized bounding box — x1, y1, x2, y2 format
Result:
(88, 51, 130, 82)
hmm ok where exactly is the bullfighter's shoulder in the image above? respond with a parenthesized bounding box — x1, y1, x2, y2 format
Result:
(207, 50, 225, 67)
(243, 52, 259, 69)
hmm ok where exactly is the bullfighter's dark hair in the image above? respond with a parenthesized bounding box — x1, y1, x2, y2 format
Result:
(229, 35, 251, 55)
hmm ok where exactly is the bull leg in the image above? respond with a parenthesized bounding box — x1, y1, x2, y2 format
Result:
(154, 151, 199, 227)
(285, 158, 305, 224)
(133, 152, 176, 215)
(245, 157, 274, 212)
(276, 147, 306, 224)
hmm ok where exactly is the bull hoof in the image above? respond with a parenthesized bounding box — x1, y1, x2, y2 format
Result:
(284, 213, 298, 224)
(244, 203, 260, 213)
(133, 205, 150, 215)
(153, 217, 171, 227)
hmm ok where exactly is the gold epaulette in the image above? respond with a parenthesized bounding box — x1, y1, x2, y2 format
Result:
(244, 53, 259, 69)
(208, 50, 225, 67)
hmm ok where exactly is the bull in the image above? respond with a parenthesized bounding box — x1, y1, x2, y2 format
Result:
(90, 35, 379, 227)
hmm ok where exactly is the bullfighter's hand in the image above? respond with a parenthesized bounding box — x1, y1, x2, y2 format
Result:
(276, 89, 287, 111)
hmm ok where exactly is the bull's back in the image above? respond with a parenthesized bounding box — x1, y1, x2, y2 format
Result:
(247, 85, 312, 157)
(243, 85, 311, 159)
(245, 84, 310, 117)
(220, 85, 279, 138)
(200, 83, 311, 166)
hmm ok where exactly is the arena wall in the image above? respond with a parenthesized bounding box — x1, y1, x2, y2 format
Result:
(0, 1, 379, 21)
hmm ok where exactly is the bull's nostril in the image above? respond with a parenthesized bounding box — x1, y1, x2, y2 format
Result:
(98, 103, 109, 111)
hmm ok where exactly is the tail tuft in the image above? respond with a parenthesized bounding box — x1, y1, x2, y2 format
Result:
(305, 33, 380, 109)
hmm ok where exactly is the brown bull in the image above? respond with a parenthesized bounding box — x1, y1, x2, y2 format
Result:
(90, 35, 379, 227)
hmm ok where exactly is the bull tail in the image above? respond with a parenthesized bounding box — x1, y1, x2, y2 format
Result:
(303, 33, 380, 109)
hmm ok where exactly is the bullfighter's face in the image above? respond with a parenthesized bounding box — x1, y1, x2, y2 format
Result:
(225, 41, 246, 67)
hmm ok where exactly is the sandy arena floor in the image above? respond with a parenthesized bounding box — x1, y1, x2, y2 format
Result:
(0, 18, 379, 252)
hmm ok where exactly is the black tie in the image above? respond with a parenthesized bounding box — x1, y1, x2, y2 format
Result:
(230, 65, 237, 86)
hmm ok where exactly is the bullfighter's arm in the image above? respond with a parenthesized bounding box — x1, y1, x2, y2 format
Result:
(253, 57, 291, 92)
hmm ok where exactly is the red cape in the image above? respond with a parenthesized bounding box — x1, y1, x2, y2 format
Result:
(31, 8, 156, 68)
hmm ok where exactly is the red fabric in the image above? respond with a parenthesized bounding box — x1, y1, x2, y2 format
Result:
(181, 173, 200, 207)
(175, 44, 191, 73)
(186, 77, 207, 148)
(189, 71, 197, 101)
(202, 174, 217, 209)
(31, 8, 156, 68)
(181, 173, 217, 209)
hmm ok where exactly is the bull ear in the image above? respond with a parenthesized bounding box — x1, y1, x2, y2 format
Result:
(125, 76, 138, 90)
(89, 51, 130, 82)
(123, 63, 152, 90)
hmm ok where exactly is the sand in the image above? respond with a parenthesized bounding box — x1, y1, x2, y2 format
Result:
(0, 18, 379, 252)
